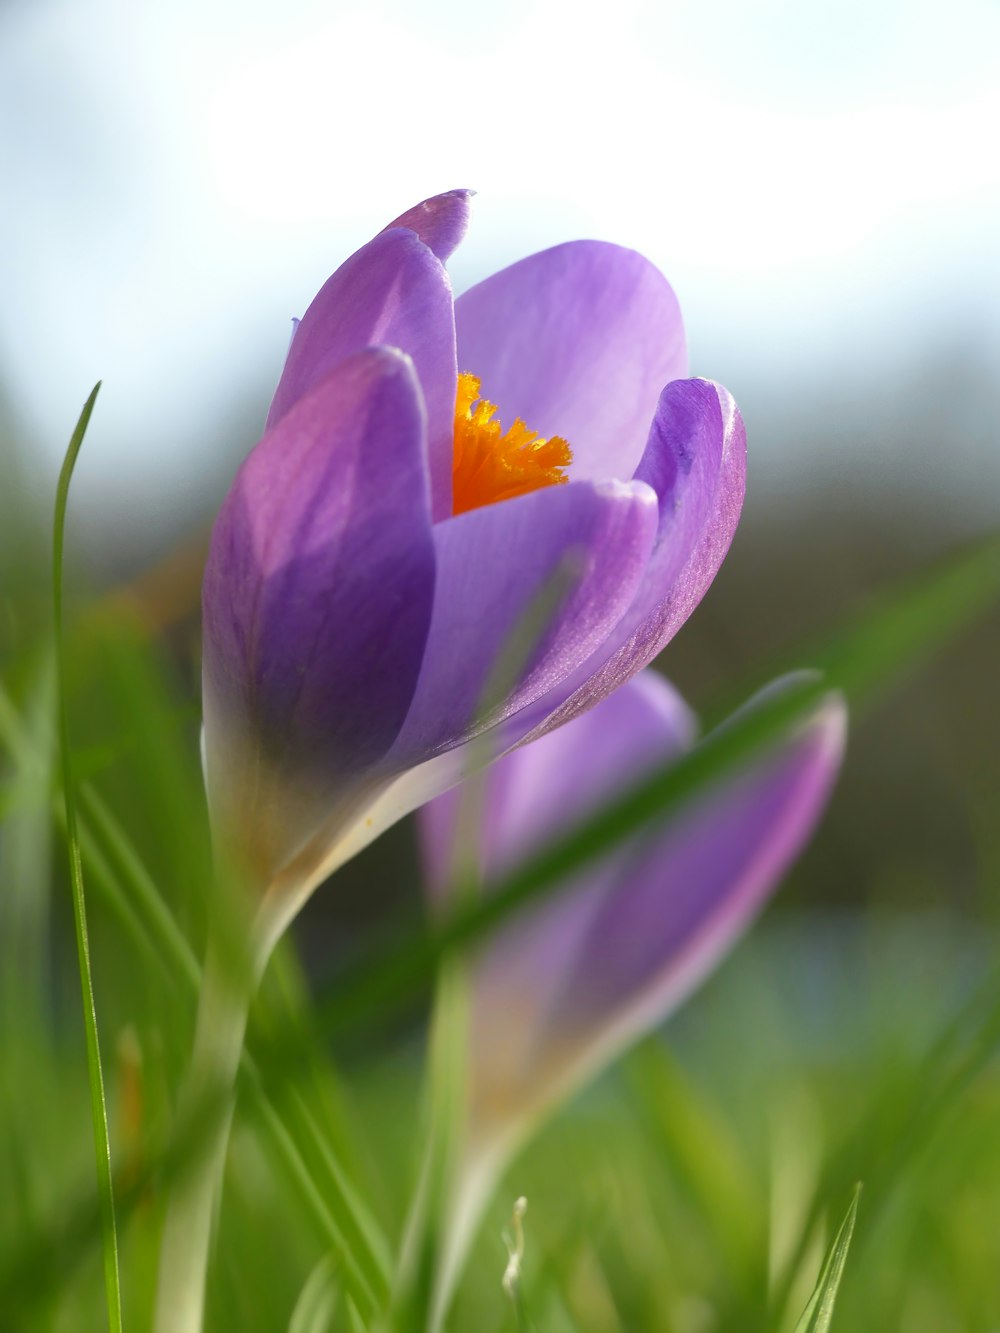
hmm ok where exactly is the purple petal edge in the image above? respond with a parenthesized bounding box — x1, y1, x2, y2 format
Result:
(446, 676, 845, 1144)
(513, 378, 746, 744)
(455, 239, 688, 484)
(384, 189, 474, 262)
(202, 346, 435, 878)
(419, 672, 697, 895)
(389, 479, 659, 767)
(266, 226, 457, 520)
(552, 690, 847, 1050)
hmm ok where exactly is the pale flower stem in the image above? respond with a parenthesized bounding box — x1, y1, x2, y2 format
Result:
(428, 1146, 501, 1333)
(152, 931, 255, 1333)
(387, 957, 472, 1333)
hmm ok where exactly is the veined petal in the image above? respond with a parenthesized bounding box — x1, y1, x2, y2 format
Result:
(545, 688, 846, 1070)
(383, 189, 473, 262)
(317, 618, 686, 886)
(455, 241, 687, 484)
(267, 227, 457, 520)
(629, 378, 746, 647)
(216, 480, 658, 908)
(420, 671, 695, 894)
(202, 346, 435, 884)
(513, 378, 746, 742)
(388, 479, 659, 767)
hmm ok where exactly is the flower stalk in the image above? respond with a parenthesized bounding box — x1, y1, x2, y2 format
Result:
(388, 953, 472, 1333)
(152, 920, 257, 1333)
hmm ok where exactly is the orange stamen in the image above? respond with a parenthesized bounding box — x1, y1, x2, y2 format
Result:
(452, 372, 573, 516)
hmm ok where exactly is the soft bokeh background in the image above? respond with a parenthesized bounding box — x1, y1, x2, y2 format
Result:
(3, 0, 999, 531)
(2, 0, 1000, 1327)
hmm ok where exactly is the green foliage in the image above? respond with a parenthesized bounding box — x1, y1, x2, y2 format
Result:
(1, 393, 1000, 1330)
(53, 384, 124, 1333)
(793, 1186, 860, 1332)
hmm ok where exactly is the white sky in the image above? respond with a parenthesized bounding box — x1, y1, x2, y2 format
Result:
(1, 0, 998, 534)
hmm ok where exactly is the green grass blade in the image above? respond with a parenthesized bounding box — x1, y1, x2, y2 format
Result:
(254, 1106, 379, 1319)
(792, 1185, 861, 1333)
(345, 1298, 370, 1333)
(52, 383, 124, 1333)
(287, 1254, 340, 1333)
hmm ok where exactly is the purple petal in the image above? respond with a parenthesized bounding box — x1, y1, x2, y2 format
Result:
(420, 672, 695, 893)
(512, 379, 746, 742)
(388, 480, 660, 768)
(202, 346, 435, 876)
(546, 691, 846, 1056)
(428, 675, 697, 1126)
(383, 189, 473, 262)
(420, 674, 845, 1137)
(628, 378, 746, 647)
(311, 382, 742, 874)
(455, 241, 687, 484)
(267, 227, 457, 521)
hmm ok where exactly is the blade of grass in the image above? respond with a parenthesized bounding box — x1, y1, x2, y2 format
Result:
(346, 1298, 370, 1333)
(248, 1087, 379, 1320)
(53, 382, 124, 1333)
(792, 1185, 861, 1333)
(287, 1254, 340, 1333)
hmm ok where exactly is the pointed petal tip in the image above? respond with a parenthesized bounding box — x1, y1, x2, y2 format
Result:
(267, 223, 455, 432)
(384, 189, 475, 262)
(806, 689, 849, 762)
(691, 377, 747, 466)
(745, 671, 848, 753)
(360, 340, 418, 379)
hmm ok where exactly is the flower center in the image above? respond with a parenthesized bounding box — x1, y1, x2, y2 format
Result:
(452, 372, 573, 516)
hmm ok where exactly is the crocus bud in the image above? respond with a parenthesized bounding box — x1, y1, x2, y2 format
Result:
(420, 671, 846, 1213)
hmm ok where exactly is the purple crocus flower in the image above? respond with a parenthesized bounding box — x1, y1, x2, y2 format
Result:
(418, 670, 846, 1298)
(201, 191, 745, 942)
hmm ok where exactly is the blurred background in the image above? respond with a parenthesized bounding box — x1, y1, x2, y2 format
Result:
(1, 0, 999, 1327)
(3, 0, 999, 531)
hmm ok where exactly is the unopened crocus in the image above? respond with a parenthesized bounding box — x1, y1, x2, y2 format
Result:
(418, 670, 846, 1303)
(201, 191, 745, 947)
